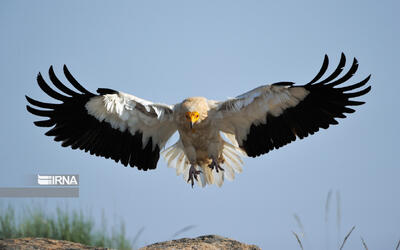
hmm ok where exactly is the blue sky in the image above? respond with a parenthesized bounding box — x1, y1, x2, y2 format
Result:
(0, 0, 399, 249)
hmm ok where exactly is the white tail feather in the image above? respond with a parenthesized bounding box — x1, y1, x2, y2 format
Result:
(162, 139, 244, 187)
(223, 161, 235, 181)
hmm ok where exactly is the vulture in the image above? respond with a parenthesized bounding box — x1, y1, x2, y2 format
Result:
(26, 54, 371, 187)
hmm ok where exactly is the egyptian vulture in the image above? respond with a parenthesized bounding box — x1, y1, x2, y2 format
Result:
(26, 54, 371, 187)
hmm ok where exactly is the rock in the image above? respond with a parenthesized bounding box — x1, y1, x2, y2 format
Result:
(140, 234, 261, 250)
(0, 235, 261, 250)
(0, 237, 107, 250)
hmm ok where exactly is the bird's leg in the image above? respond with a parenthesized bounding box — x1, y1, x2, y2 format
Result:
(183, 146, 200, 187)
(187, 165, 201, 188)
(208, 158, 224, 173)
(207, 141, 224, 173)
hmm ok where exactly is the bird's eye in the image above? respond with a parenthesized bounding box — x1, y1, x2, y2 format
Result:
(196, 114, 199, 118)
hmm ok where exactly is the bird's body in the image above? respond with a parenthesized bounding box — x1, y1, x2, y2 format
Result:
(175, 98, 220, 164)
(26, 54, 371, 187)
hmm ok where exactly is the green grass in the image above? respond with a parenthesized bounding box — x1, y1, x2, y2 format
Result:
(0, 204, 133, 249)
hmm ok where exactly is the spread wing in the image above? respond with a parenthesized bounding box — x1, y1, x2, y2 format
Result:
(212, 53, 371, 157)
(26, 66, 177, 170)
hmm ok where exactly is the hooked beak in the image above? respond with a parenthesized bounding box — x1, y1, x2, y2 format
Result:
(186, 111, 199, 130)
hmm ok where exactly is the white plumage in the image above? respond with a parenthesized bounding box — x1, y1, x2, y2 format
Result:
(26, 54, 371, 187)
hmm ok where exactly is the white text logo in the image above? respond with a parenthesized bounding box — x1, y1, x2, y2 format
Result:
(37, 175, 79, 186)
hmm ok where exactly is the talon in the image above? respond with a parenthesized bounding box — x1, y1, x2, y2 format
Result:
(187, 165, 201, 187)
(208, 159, 224, 173)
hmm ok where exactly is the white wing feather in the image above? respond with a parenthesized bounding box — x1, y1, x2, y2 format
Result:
(86, 91, 176, 150)
(211, 84, 309, 146)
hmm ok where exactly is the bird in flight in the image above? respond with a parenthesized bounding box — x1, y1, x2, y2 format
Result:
(26, 54, 371, 187)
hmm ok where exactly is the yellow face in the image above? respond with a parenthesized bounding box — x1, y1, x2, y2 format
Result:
(185, 111, 200, 128)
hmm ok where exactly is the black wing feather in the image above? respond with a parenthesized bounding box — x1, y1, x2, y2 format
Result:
(49, 66, 80, 96)
(36, 73, 70, 101)
(243, 54, 371, 157)
(26, 66, 160, 170)
(62, 65, 93, 95)
(306, 54, 329, 84)
(316, 52, 347, 85)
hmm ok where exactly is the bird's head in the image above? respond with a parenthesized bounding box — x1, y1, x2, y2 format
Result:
(178, 97, 209, 130)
